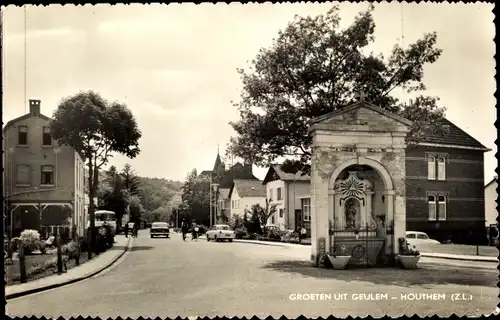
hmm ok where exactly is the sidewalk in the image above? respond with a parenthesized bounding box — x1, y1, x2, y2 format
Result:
(6, 235, 132, 300)
(420, 252, 498, 263)
(218, 237, 499, 263)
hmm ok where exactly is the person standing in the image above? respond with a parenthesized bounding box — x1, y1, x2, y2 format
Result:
(181, 219, 188, 241)
(191, 219, 198, 241)
(124, 222, 129, 238)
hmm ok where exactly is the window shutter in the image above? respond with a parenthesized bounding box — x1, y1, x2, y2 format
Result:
(437, 157, 446, 181)
(428, 196, 436, 220)
(428, 157, 436, 180)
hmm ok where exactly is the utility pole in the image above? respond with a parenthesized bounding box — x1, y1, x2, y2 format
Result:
(209, 175, 212, 227)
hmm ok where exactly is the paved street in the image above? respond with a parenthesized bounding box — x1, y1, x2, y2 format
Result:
(7, 232, 498, 318)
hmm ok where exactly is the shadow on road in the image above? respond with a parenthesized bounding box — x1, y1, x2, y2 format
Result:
(261, 259, 497, 287)
(128, 246, 154, 252)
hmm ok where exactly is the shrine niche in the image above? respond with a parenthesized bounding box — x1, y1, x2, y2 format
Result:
(333, 171, 376, 230)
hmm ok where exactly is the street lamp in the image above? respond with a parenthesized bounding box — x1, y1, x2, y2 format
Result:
(210, 183, 219, 226)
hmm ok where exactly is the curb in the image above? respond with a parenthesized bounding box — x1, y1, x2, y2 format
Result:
(230, 239, 498, 263)
(6, 237, 133, 300)
(420, 253, 498, 263)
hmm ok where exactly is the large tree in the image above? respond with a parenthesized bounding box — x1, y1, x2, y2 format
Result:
(121, 163, 140, 196)
(50, 91, 141, 257)
(98, 165, 129, 231)
(227, 5, 446, 174)
(180, 169, 211, 225)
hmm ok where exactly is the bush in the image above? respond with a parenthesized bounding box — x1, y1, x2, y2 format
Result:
(235, 227, 247, 239)
(79, 236, 89, 253)
(37, 240, 47, 254)
(267, 228, 282, 240)
(19, 229, 41, 254)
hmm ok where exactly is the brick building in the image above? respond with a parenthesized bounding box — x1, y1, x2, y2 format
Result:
(405, 118, 491, 244)
(3, 99, 86, 238)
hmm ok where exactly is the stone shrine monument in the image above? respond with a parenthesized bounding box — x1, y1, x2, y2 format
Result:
(308, 93, 413, 267)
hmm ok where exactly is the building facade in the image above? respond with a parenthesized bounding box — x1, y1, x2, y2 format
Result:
(200, 151, 259, 223)
(405, 118, 490, 244)
(3, 99, 86, 238)
(484, 176, 498, 229)
(228, 179, 266, 220)
(262, 165, 311, 232)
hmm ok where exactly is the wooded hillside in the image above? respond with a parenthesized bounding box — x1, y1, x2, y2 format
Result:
(85, 168, 183, 223)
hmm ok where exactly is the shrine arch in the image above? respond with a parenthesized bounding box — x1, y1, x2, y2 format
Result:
(328, 156, 394, 192)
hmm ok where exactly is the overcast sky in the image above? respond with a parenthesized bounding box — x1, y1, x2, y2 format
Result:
(3, 2, 496, 183)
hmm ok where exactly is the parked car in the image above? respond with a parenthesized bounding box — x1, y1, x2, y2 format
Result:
(405, 231, 440, 249)
(150, 222, 170, 238)
(206, 224, 235, 242)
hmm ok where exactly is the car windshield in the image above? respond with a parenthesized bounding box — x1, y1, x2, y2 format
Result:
(153, 223, 169, 228)
(94, 211, 115, 222)
(417, 234, 429, 239)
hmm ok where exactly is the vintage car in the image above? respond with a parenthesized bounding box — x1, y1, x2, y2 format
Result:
(150, 222, 170, 238)
(405, 231, 440, 250)
(206, 224, 235, 242)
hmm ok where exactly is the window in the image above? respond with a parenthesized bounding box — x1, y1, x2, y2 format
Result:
(406, 233, 416, 239)
(428, 195, 436, 220)
(437, 157, 446, 181)
(42, 127, 52, 146)
(16, 165, 31, 186)
(279, 209, 284, 218)
(438, 196, 447, 220)
(41, 165, 54, 185)
(18, 126, 28, 145)
(302, 198, 311, 221)
(269, 189, 273, 201)
(277, 188, 282, 200)
(417, 234, 429, 240)
(427, 156, 436, 180)
(231, 200, 234, 209)
(271, 215, 275, 224)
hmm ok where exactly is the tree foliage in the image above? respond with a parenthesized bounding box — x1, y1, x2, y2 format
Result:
(50, 91, 142, 253)
(244, 199, 278, 234)
(227, 5, 445, 174)
(122, 163, 140, 196)
(178, 169, 211, 225)
(98, 165, 129, 229)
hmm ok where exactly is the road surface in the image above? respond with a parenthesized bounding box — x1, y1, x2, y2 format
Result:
(7, 232, 498, 318)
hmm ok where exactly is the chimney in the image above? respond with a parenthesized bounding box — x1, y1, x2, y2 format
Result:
(29, 99, 41, 116)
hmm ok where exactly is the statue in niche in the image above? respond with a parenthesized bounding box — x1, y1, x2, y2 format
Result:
(345, 198, 357, 229)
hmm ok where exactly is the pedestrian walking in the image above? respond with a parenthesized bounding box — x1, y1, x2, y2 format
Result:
(191, 219, 198, 241)
(124, 222, 129, 238)
(181, 219, 188, 241)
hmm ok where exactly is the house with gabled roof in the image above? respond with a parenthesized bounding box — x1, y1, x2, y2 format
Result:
(262, 165, 311, 232)
(405, 117, 491, 244)
(228, 179, 267, 221)
(200, 150, 259, 222)
(3, 99, 86, 239)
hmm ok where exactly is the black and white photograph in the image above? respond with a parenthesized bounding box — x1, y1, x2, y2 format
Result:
(2, 2, 497, 318)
